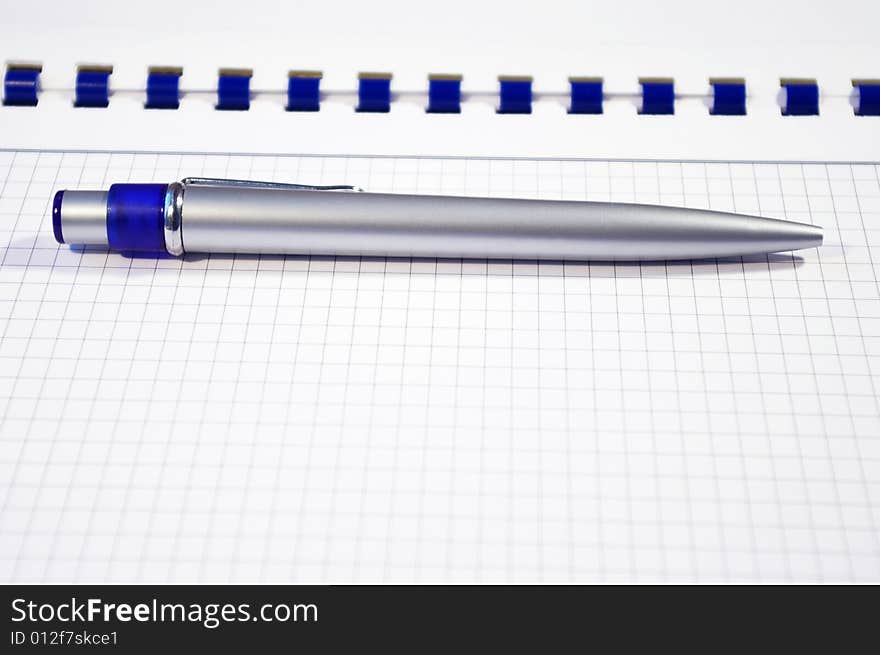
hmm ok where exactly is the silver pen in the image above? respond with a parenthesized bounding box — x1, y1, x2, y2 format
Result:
(52, 177, 822, 260)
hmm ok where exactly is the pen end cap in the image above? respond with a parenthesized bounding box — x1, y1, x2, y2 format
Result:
(52, 190, 65, 244)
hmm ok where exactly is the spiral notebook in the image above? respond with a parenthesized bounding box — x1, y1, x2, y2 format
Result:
(2, 0, 880, 160)
(1, 1, 879, 583)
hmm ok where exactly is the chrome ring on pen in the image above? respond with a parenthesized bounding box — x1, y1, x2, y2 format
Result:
(163, 182, 185, 256)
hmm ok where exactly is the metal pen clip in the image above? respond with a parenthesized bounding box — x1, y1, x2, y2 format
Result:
(181, 177, 362, 192)
(164, 177, 363, 257)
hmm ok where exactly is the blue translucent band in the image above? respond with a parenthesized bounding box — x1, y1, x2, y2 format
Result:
(4, 66, 40, 106)
(145, 70, 181, 109)
(427, 78, 461, 113)
(217, 73, 251, 111)
(498, 79, 532, 114)
(855, 83, 880, 116)
(357, 77, 391, 112)
(287, 76, 321, 111)
(782, 81, 819, 116)
(569, 79, 603, 114)
(710, 81, 746, 115)
(640, 80, 674, 115)
(75, 69, 111, 108)
(106, 184, 168, 253)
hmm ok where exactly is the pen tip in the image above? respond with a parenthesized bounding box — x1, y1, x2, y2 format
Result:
(760, 218, 822, 254)
(799, 223, 823, 250)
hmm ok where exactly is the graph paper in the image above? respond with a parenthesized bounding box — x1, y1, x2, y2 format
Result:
(0, 150, 878, 583)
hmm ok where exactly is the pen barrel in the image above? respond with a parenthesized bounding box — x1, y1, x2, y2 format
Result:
(179, 186, 822, 260)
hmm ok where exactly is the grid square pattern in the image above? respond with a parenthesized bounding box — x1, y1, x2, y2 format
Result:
(0, 150, 878, 582)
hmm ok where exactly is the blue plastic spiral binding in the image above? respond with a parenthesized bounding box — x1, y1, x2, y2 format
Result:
(217, 68, 252, 111)
(4, 65, 878, 120)
(357, 73, 392, 112)
(427, 75, 462, 113)
(568, 77, 603, 114)
(781, 79, 819, 116)
(74, 66, 112, 108)
(498, 76, 532, 114)
(639, 78, 674, 115)
(710, 78, 746, 115)
(853, 80, 880, 117)
(287, 71, 322, 111)
(145, 67, 182, 109)
(3, 64, 41, 106)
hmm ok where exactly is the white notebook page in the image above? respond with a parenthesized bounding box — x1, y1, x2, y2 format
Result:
(0, 150, 878, 582)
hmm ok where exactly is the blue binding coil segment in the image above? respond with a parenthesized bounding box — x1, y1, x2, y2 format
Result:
(3, 63, 41, 106)
(498, 76, 532, 114)
(287, 71, 322, 111)
(145, 67, 182, 109)
(639, 78, 674, 115)
(710, 78, 746, 115)
(427, 74, 462, 113)
(75, 65, 112, 108)
(781, 79, 819, 116)
(217, 68, 253, 111)
(568, 77, 603, 114)
(357, 73, 392, 112)
(853, 79, 880, 116)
